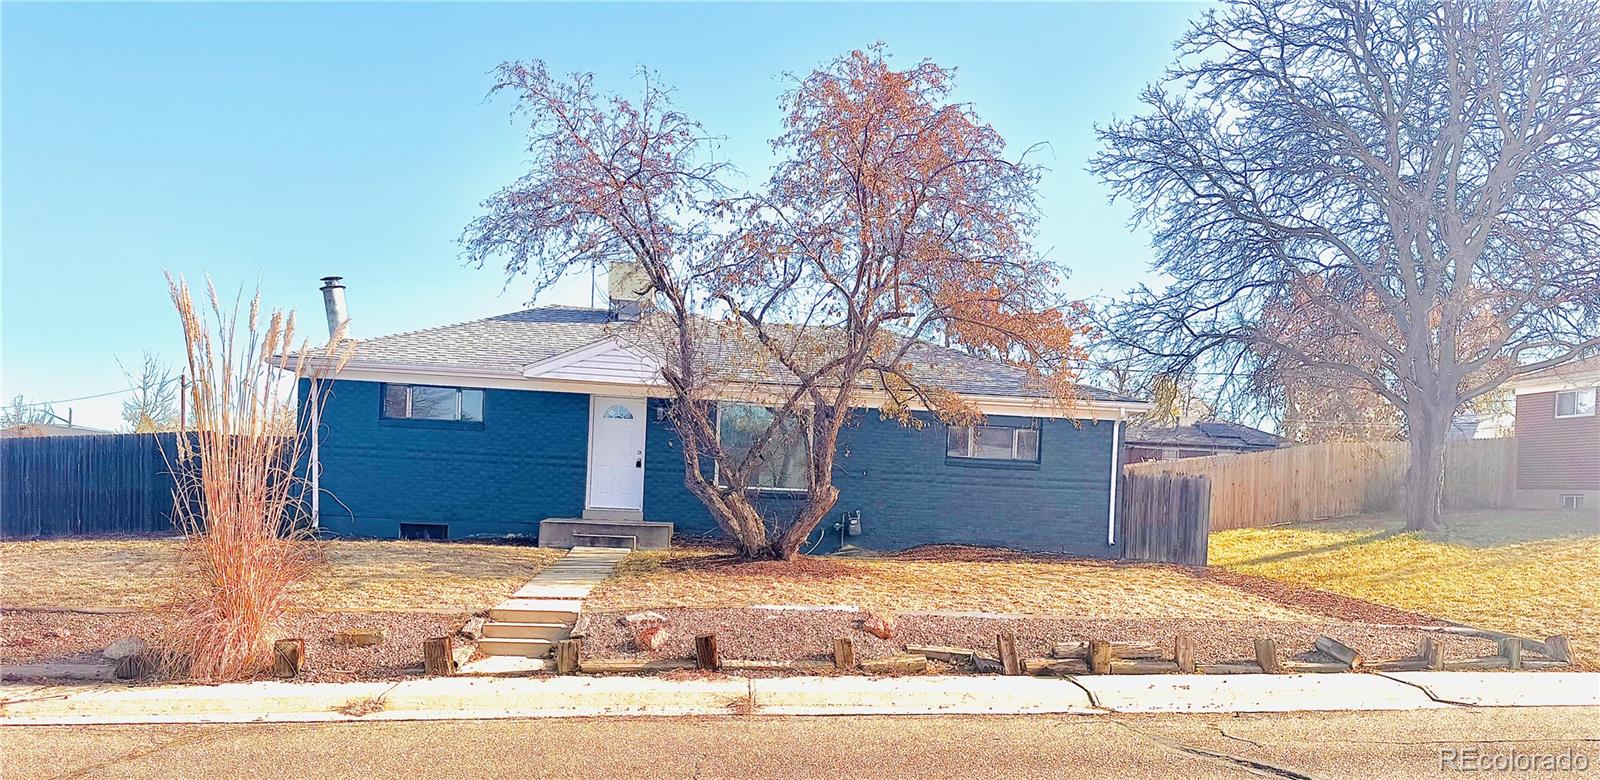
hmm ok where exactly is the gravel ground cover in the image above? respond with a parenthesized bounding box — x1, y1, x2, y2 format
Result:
(574, 607, 1500, 667)
(1, 609, 465, 683)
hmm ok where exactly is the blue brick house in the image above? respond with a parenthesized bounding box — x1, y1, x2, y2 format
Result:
(296, 279, 1150, 556)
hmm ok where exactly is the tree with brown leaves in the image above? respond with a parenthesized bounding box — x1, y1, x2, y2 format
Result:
(463, 48, 1089, 559)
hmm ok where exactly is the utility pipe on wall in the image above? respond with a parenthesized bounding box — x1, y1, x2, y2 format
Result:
(1107, 409, 1123, 546)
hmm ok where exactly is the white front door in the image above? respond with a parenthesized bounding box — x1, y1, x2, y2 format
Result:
(587, 397, 646, 510)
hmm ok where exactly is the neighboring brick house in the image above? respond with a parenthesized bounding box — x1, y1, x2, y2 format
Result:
(293, 273, 1152, 556)
(1123, 420, 1285, 464)
(1506, 356, 1600, 510)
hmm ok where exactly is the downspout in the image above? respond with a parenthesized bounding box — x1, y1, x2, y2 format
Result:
(309, 378, 321, 531)
(1107, 409, 1123, 546)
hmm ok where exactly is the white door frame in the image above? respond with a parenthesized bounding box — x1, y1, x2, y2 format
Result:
(584, 395, 648, 511)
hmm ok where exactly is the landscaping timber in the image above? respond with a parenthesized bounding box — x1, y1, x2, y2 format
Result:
(422, 637, 456, 676)
(1253, 638, 1282, 674)
(832, 638, 856, 670)
(1443, 655, 1511, 671)
(1500, 638, 1523, 670)
(1110, 658, 1181, 674)
(859, 655, 928, 675)
(1023, 658, 1088, 676)
(694, 634, 720, 671)
(272, 639, 304, 678)
(1197, 662, 1263, 674)
(1087, 640, 1113, 674)
(1543, 635, 1572, 664)
(720, 658, 834, 672)
(555, 639, 581, 675)
(997, 631, 1022, 676)
(580, 658, 696, 674)
(1281, 660, 1348, 674)
(1174, 635, 1195, 673)
(1420, 637, 1444, 671)
(905, 645, 979, 663)
(1052, 640, 1164, 660)
(1367, 657, 1430, 672)
(1314, 636, 1363, 669)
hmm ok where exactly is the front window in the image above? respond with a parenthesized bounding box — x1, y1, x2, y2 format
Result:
(947, 422, 1040, 462)
(1555, 388, 1596, 418)
(382, 384, 484, 422)
(717, 403, 809, 491)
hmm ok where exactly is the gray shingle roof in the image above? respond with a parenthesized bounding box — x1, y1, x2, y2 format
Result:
(1124, 420, 1285, 450)
(341, 305, 1140, 404)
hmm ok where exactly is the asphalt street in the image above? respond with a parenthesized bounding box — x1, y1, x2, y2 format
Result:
(3, 707, 1597, 779)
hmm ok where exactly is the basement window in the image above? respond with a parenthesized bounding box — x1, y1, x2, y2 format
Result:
(947, 422, 1041, 463)
(399, 522, 448, 540)
(1561, 494, 1585, 511)
(1554, 388, 1596, 418)
(382, 384, 484, 422)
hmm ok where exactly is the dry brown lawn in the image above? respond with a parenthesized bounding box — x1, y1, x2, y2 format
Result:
(583, 547, 1328, 622)
(0, 539, 562, 613)
(1212, 508, 1600, 665)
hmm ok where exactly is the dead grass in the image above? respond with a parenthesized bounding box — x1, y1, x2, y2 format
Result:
(583, 546, 1327, 622)
(0, 539, 562, 613)
(1210, 508, 1600, 665)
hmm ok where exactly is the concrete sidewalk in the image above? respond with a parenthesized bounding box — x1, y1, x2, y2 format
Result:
(2, 672, 1595, 725)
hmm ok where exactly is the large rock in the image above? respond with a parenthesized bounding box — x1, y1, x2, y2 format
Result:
(623, 611, 665, 626)
(101, 636, 147, 660)
(634, 624, 669, 652)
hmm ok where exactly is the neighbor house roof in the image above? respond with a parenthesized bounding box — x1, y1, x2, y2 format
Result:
(1124, 420, 1285, 451)
(312, 305, 1144, 409)
(1505, 354, 1600, 395)
(0, 423, 114, 438)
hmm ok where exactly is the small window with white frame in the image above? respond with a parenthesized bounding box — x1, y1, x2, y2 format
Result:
(946, 422, 1041, 462)
(382, 384, 484, 422)
(1555, 388, 1596, 418)
(1561, 494, 1585, 510)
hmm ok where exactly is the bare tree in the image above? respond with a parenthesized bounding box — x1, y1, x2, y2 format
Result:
(119, 352, 180, 432)
(1, 395, 59, 428)
(1093, 0, 1600, 530)
(463, 49, 1089, 559)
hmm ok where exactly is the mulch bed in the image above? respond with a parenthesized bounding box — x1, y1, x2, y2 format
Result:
(1, 609, 467, 683)
(574, 607, 1501, 667)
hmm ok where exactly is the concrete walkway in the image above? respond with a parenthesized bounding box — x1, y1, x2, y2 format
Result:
(1, 672, 1594, 725)
(510, 546, 630, 600)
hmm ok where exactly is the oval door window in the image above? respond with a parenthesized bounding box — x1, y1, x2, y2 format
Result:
(602, 404, 635, 420)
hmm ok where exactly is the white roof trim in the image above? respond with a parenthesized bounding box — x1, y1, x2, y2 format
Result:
(521, 336, 663, 385)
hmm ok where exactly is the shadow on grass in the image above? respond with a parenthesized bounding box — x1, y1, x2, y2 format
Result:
(1225, 528, 1409, 568)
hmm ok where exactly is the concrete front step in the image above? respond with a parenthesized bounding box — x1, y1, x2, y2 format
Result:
(477, 637, 556, 658)
(488, 598, 581, 624)
(539, 518, 672, 549)
(481, 621, 572, 641)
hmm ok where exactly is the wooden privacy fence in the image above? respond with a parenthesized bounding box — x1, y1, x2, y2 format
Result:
(1120, 473, 1211, 566)
(1123, 438, 1518, 531)
(1, 433, 183, 538)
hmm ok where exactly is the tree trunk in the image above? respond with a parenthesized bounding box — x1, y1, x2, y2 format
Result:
(1403, 407, 1450, 532)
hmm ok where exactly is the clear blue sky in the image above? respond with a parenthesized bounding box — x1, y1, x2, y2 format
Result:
(2, 2, 1203, 429)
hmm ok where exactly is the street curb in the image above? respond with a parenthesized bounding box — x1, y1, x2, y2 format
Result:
(1, 672, 1595, 726)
